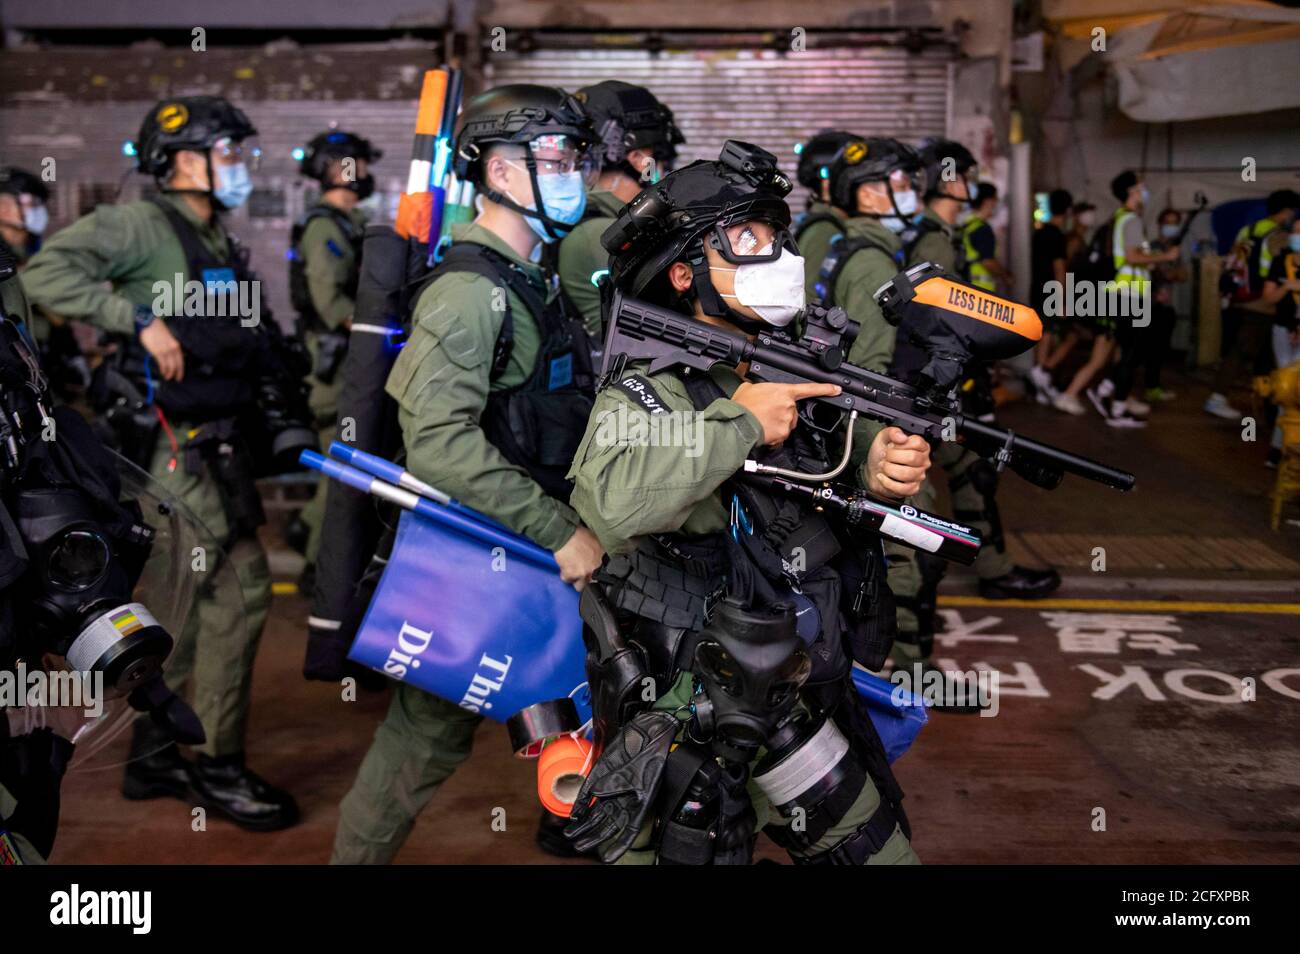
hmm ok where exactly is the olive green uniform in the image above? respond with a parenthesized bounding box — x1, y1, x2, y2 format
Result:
(20, 194, 271, 757)
(796, 200, 846, 298)
(830, 216, 935, 643)
(295, 202, 367, 566)
(332, 222, 582, 864)
(557, 188, 625, 338)
(567, 361, 918, 864)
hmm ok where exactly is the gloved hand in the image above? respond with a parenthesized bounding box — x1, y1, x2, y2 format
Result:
(564, 709, 679, 862)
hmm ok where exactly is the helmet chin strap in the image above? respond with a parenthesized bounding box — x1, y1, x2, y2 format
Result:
(482, 153, 568, 240)
(159, 150, 221, 217)
(686, 241, 768, 336)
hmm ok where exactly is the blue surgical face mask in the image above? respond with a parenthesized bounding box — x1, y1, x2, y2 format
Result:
(212, 161, 253, 210)
(506, 162, 587, 245)
(23, 204, 48, 236)
(1290, 234, 1300, 253)
(1160, 223, 1180, 239)
(1139, 186, 1150, 206)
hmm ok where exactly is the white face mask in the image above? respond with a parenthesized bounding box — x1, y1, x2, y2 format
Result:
(710, 242, 807, 327)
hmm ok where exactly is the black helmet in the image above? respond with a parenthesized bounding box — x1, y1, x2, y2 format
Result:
(575, 80, 684, 176)
(795, 130, 857, 191)
(827, 137, 922, 213)
(134, 96, 257, 178)
(0, 167, 49, 202)
(917, 137, 977, 201)
(452, 84, 595, 240)
(603, 140, 793, 317)
(299, 130, 382, 181)
(452, 84, 593, 183)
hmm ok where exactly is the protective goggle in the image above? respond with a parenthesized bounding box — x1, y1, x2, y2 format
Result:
(706, 218, 797, 264)
(518, 135, 597, 176)
(887, 166, 926, 198)
(212, 136, 262, 170)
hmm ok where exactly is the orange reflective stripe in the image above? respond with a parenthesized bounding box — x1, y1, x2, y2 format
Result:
(912, 276, 1043, 343)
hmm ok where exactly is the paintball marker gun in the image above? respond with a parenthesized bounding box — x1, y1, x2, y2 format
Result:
(599, 262, 1135, 524)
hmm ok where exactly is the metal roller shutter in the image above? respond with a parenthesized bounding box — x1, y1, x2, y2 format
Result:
(485, 45, 953, 206)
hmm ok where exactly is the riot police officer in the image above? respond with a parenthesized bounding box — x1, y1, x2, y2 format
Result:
(906, 140, 1059, 628)
(287, 130, 381, 575)
(20, 96, 299, 830)
(331, 84, 605, 863)
(0, 167, 50, 264)
(558, 80, 683, 337)
(564, 142, 931, 864)
(792, 129, 856, 297)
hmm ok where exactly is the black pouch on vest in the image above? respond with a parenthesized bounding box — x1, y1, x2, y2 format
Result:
(184, 420, 265, 542)
(835, 536, 897, 671)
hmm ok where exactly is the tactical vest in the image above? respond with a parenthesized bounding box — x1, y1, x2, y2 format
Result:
(134, 198, 266, 421)
(815, 232, 905, 305)
(417, 241, 595, 501)
(288, 204, 364, 330)
(595, 368, 897, 689)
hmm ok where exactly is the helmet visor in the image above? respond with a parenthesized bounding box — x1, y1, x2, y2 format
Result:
(212, 135, 261, 171)
(524, 134, 598, 187)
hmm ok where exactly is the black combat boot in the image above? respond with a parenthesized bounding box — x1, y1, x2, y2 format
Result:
(190, 753, 300, 832)
(122, 718, 192, 801)
(977, 566, 1062, 600)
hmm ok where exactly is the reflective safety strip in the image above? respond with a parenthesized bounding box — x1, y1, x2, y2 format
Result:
(351, 323, 403, 336)
(307, 616, 342, 631)
(1111, 209, 1150, 286)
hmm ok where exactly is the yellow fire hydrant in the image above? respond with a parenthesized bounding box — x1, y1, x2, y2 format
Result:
(1255, 363, 1300, 529)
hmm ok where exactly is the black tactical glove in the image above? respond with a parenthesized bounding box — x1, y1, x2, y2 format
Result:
(564, 709, 678, 862)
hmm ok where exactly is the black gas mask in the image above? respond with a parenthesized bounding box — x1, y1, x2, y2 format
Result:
(1, 309, 202, 745)
(689, 600, 811, 763)
(13, 488, 171, 695)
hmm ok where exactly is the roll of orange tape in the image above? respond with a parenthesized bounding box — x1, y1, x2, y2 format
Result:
(537, 735, 593, 818)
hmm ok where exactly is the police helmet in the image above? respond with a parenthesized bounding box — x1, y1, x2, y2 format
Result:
(0, 167, 50, 203)
(452, 84, 594, 186)
(602, 140, 793, 309)
(575, 81, 684, 175)
(827, 137, 922, 213)
(917, 137, 977, 201)
(299, 130, 382, 182)
(795, 130, 857, 191)
(133, 96, 258, 178)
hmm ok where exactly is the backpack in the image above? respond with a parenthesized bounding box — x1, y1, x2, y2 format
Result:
(1073, 218, 1118, 285)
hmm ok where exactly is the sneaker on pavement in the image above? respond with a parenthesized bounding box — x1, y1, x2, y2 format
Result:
(1204, 393, 1243, 420)
(1106, 409, 1148, 428)
(1097, 378, 1116, 399)
(1120, 396, 1151, 417)
(1029, 365, 1053, 392)
(1053, 392, 1086, 415)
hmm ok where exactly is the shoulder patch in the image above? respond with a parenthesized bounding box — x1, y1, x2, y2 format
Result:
(608, 374, 671, 415)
